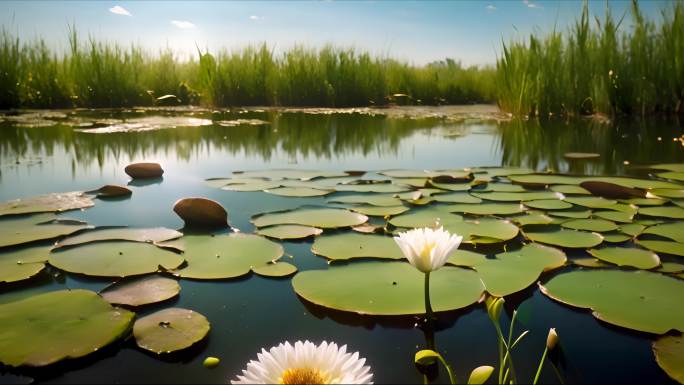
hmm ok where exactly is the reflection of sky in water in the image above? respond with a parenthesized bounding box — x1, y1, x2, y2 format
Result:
(0, 111, 682, 384)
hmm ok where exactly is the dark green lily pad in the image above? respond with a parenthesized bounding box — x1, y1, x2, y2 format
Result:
(653, 334, 684, 384)
(328, 194, 403, 206)
(639, 206, 684, 219)
(659, 262, 684, 273)
(651, 164, 684, 172)
(540, 270, 684, 334)
(658, 172, 684, 182)
(444, 218, 520, 244)
(162, 234, 283, 279)
(472, 167, 534, 177)
(311, 233, 403, 260)
(447, 249, 488, 267)
(256, 225, 323, 240)
(525, 200, 573, 210)
(0, 191, 94, 216)
(53, 227, 182, 249)
(594, 210, 634, 223)
(0, 245, 51, 284)
(587, 247, 660, 269)
(446, 203, 524, 216)
(0, 290, 134, 367)
(0, 214, 91, 248)
(253, 262, 298, 277)
(264, 187, 333, 197)
(523, 225, 603, 248)
(379, 169, 470, 179)
(636, 240, 684, 257)
(602, 232, 633, 243)
(133, 308, 210, 354)
(620, 223, 646, 237)
(292, 261, 484, 316)
(49, 241, 185, 278)
(252, 207, 368, 229)
(549, 209, 593, 219)
(510, 213, 554, 226)
(428, 181, 473, 191)
(100, 275, 180, 307)
(561, 219, 619, 232)
(348, 205, 408, 217)
(642, 222, 684, 243)
(392, 178, 428, 188)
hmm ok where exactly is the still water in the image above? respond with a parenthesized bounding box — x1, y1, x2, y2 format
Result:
(0, 108, 682, 384)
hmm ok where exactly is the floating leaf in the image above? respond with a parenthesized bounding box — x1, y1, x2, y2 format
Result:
(601, 232, 632, 243)
(256, 225, 323, 240)
(621, 197, 669, 206)
(79, 117, 212, 134)
(264, 187, 332, 197)
(348, 205, 408, 217)
(54, 227, 182, 249)
(0, 214, 91, 248)
(593, 210, 634, 223)
(0, 245, 51, 284)
(548, 209, 592, 219)
(523, 225, 603, 248)
(472, 167, 534, 177)
(100, 275, 180, 307)
(252, 207, 368, 229)
(651, 164, 684, 172)
(0, 290, 134, 367)
(222, 179, 282, 192)
(312, 233, 403, 260)
(658, 263, 684, 274)
(550, 185, 591, 195)
(253, 262, 298, 278)
(525, 200, 573, 210)
(510, 213, 554, 226)
(636, 240, 684, 257)
(642, 222, 684, 243)
(392, 178, 428, 188)
(658, 172, 684, 182)
(0, 191, 94, 216)
(292, 261, 484, 315)
(446, 203, 524, 216)
(572, 258, 611, 268)
(540, 270, 684, 334)
(432, 193, 482, 204)
(639, 206, 684, 219)
(163, 234, 283, 279)
(328, 194, 403, 207)
(471, 191, 561, 202)
(587, 247, 660, 269)
(620, 223, 646, 237)
(563, 196, 618, 209)
(49, 241, 185, 278)
(333, 183, 410, 193)
(379, 169, 470, 179)
(447, 249, 488, 267)
(233, 169, 349, 181)
(444, 218, 520, 244)
(651, 189, 684, 199)
(388, 207, 460, 228)
(477, 183, 527, 192)
(509, 174, 682, 190)
(653, 334, 684, 384)
(133, 308, 210, 354)
(427, 181, 472, 191)
(561, 219, 618, 232)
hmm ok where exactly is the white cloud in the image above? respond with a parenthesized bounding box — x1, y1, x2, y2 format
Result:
(523, 0, 543, 8)
(171, 20, 196, 29)
(109, 5, 132, 16)
(486, 4, 497, 11)
(249, 15, 260, 20)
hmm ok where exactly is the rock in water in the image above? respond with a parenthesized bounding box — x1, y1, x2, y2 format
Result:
(173, 198, 228, 228)
(91, 184, 132, 197)
(125, 162, 164, 179)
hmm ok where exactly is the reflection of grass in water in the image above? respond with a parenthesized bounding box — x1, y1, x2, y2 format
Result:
(497, 1, 684, 116)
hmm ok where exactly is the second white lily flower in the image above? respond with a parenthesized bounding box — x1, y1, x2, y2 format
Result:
(393, 227, 463, 273)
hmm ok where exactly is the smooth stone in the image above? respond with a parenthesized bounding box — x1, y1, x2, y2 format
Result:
(125, 162, 164, 179)
(94, 184, 132, 197)
(173, 197, 228, 228)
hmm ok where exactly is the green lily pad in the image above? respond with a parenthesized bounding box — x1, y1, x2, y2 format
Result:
(252, 207, 368, 229)
(348, 205, 408, 217)
(620, 223, 646, 237)
(471, 191, 561, 202)
(472, 167, 534, 177)
(561, 219, 619, 232)
(653, 334, 684, 384)
(221, 179, 282, 192)
(253, 262, 298, 278)
(651, 164, 684, 172)
(602, 232, 633, 243)
(510, 213, 554, 226)
(477, 183, 527, 192)
(593, 211, 634, 223)
(540, 270, 684, 334)
(133, 308, 210, 354)
(49, 241, 185, 278)
(509, 174, 682, 190)
(550, 185, 591, 195)
(379, 170, 470, 179)
(446, 203, 524, 216)
(204, 178, 232, 188)
(572, 258, 612, 268)
(549, 209, 593, 219)
(447, 249, 488, 267)
(100, 275, 180, 307)
(651, 189, 684, 199)
(658, 172, 684, 182)
(264, 187, 332, 197)
(0, 191, 94, 216)
(636, 240, 684, 257)
(443, 218, 519, 244)
(311, 233, 404, 260)
(0, 214, 92, 248)
(523, 225, 603, 248)
(53, 227, 183, 249)
(0, 245, 51, 284)
(427, 181, 472, 191)
(388, 207, 462, 228)
(0, 289, 134, 367)
(564, 196, 618, 209)
(163, 234, 283, 279)
(392, 178, 428, 188)
(658, 263, 684, 274)
(587, 247, 660, 269)
(333, 183, 410, 193)
(328, 194, 403, 206)
(432, 193, 482, 204)
(621, 197, 669, 206)
(643, 222, 684, 242)
(639, 206, 684, 219)
(256, 225, 323, 240)
(233, 169, 349, 180)
(525, 200, 573, 210)
(292, 261, 484, 316)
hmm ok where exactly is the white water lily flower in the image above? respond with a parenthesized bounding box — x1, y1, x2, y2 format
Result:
(231, 340, 373, 384)
(394, 227, 463, 273)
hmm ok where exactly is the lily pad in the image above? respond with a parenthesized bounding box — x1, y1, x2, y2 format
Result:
(133, 308, 210, 354)
(550, 185, 591, 195)
(100, 275, 180, 307)
(252, 207, 368, 229)
(221, 179, 282, 192)
(427, 181, 472, 191)
(621, 197, 669, 206)
(333, 183, 410, 193)
(477, 183, 527, 192)
(379, 170, 470, 179)
(0, 289, 134, 367)
(572, 258, 612, 268)
(256, 225, 323, 240)
(442, 218, 519, 244)
(523, 225, 603, 248)
(311, 233, 404, 260)
(233, 169, 349, 181)
(525, 200, 573, 210)
(564, 196, 618, 209)
(0, 214, 91, 248)
(432, 193, 482, 204)
(0, 192, 94, 216)
(651, 189, 684, 199)
(658, 172, 684, 182)
(593, 211, 634, 223)
(292, 261, 484, 316)
(620, 223, 646, 237)
(253, 262, 298, 278)
(471, 191, 561, 202)
(49, 241, 185, 278)
(587, 247, 660, 269)
(642, 222, 684, 243)
(540, 270, 684, 334)
(549, 209, 593, 219)
(651, 164, 684, 172)
(510, 213, 554, 226)
(601, 232, 633, 243)
(348, 205, 409, 217)
(472, 167, 534, 177)
(387, 207, 461, 228)
(658, 263, 684, 273)
(446, 203, 524, 216)
(653, 334, 684, 384)
(636, 240, 684, 257)
(53, 227, 183, 249)
(639, 206, 684, 219)
(264, 187, 332, 197)
(561, 219, 619, 232)
(0, 245, 51, 284)
(509, 174, 682, 190)
(162, 234, 283, 279)
(328, 194, 403, 206)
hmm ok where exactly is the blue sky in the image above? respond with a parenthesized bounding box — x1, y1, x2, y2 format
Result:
(0, 1, 670, 66)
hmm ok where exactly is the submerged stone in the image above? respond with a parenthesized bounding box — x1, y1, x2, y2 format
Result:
(125, 162, 164, 179)
(173, 197, 228, 228)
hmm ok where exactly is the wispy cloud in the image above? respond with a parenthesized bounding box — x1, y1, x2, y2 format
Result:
(486, 4, 497, 11)
(109, 5, 131, 16)
(171, 20, 196, 29)
(249, 15, 260, 21)
(523, 0, 543, 9)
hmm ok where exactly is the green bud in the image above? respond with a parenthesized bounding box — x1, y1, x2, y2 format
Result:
(467, 365, 495, 384)
(203, 356, 220, 368)
(414, 349, 440, 366)
(485, 296, 505, 322)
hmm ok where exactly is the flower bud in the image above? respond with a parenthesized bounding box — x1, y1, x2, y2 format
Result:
(546, 328, 559, 350)
(485, 296, 505, 322)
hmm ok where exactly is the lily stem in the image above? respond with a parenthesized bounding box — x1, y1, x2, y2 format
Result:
(424, 272, 434, 323)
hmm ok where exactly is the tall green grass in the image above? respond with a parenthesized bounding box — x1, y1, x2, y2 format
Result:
(497, 0, 684, 117)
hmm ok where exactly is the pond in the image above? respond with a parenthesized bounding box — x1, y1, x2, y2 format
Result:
(0, 106, 683, 384)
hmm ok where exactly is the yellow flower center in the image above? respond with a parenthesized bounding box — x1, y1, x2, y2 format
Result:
(420, 241, 436, 259)
(280, 368, 328, 384)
